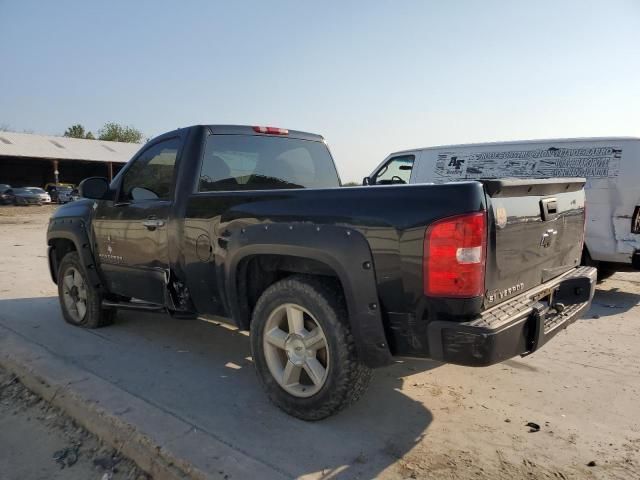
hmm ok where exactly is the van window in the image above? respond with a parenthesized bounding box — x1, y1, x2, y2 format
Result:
(372, 155, 414, 185)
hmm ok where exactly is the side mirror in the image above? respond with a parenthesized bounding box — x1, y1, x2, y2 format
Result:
(79, 177, 109, 200)
(362, 176, 371, 186)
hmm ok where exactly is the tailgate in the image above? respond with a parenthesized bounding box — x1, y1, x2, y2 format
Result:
(482, 178, 586, 309)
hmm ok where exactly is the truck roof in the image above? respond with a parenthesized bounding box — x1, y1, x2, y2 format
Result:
(209, 125, 324, 142)
(389, 136, 640, 156)
(154, 125, 325, 143)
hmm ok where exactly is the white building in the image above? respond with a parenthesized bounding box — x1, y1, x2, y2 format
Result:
(0, 131, 141, 187)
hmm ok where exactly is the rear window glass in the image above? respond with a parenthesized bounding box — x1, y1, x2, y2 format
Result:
(198, 134, 339, 191)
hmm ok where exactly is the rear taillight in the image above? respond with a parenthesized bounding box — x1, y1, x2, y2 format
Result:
(252, 126, 289, 135)
(423, 211, 487, 298)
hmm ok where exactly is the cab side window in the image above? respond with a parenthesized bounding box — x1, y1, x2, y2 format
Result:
(121, 138, 179, 201)
(372, 155, 415, 185)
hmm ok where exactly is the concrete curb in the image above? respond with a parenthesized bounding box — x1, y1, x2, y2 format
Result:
(0, 325, 287, 480)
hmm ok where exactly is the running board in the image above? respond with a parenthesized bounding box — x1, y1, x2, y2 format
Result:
(102, 300, 165, 312)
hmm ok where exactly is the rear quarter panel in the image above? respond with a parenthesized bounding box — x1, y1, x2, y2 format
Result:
(181, 182, 486, 316)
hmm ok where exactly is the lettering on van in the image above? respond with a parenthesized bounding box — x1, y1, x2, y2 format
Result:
(434, 146, 622, 182)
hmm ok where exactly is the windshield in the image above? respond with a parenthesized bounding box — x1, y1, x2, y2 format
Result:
(26, 188, 46, 193)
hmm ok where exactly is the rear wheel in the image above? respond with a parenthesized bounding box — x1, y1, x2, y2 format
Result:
(250, 275, 372, 421)
(57, 252, 114, 328)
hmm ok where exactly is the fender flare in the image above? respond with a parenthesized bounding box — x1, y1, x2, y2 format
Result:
(47, 217, 104, 290)
(225, 223, 392, 368)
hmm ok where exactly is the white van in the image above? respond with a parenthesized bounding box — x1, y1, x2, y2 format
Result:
(366, 137, 640, 273)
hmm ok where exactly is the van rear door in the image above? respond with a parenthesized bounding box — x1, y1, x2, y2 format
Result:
(481, 178, 586, 309)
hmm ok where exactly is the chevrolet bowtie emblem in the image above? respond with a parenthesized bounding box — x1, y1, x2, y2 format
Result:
(540, 229, 558, 248)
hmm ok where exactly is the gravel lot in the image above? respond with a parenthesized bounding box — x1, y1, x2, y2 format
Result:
(0, 206, 639, 479)
(0, 366, 149, 480)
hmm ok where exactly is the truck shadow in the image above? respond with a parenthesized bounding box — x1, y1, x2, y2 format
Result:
(0, 296, 437, 479)
(587, 285, 640, 318)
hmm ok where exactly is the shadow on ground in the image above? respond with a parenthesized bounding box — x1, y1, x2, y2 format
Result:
(0, 296, 437, 479)
(587, 285, 640, 318)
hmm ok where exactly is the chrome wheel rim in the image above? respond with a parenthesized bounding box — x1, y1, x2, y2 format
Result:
(263, 303, 330, 398)
(62, 267, 88, 323)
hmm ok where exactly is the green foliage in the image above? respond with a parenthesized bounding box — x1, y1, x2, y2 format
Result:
(342, 181, 360, 187)
(98, 122, 143, 143)
(63, 124, 88, 138)
(63, 124, 96, 139)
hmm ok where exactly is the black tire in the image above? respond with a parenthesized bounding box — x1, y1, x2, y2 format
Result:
(250, 275, 372, 421)
(582, 248, 615, 282)
(596, 266, 616, 281)
(57, 251, 115, 328)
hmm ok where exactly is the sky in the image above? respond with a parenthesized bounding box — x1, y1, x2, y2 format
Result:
(1, 0, 639, 182)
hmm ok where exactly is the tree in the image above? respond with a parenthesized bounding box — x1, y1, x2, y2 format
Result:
(98, 122, 143, 143)
(63, 124, 96, 139)
(342, 181, 360, 187)
(64, 124, 86, 138)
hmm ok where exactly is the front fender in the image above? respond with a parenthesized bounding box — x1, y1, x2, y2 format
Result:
(225, 223, 392, 368)
(47, 216, 104, 290)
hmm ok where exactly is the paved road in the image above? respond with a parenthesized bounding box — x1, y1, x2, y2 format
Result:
(1, 210, 639, 479)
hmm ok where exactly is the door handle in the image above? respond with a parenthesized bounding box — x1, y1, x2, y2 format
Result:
(142, 217, 165, 230)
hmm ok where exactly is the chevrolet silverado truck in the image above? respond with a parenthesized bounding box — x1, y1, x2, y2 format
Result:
(47, 125, 597, 420)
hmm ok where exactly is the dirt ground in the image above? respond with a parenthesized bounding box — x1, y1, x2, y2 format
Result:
(0, 204, 58, 219)
(0, 366, 150, 480)
(0, 207, 639, 479)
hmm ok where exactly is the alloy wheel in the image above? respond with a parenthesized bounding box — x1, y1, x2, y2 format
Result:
(263, 303, 330, 397)
(62, 267, 88, 323)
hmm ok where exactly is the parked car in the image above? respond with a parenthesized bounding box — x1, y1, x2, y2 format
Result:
(9, 187, 52, 205)
(47, 125, 596, 420)
(0, 184, 12, 204)
(54, 186, 74, 203)
(45, 183, 76, 204)
(366, 137, 640, 274)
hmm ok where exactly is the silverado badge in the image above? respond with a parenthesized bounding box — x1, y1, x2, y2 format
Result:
(486, 282, 525, 303)
(98, 234, 124, 264)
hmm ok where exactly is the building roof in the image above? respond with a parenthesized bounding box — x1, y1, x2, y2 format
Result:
(0, 131, 142, 164)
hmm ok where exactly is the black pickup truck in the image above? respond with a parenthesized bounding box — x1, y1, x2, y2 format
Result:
(47, 125, 597, 420)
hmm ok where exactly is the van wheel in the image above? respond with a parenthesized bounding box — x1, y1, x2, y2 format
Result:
(582, 249, 615, 281)
(57, 252, 114, 328)
(596, 266, 616, 281)
(250, 275, 372, 421)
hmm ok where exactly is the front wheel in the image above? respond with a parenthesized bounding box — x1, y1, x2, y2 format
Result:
(57, 252, 114, 328)
(250, 275, 372, 421)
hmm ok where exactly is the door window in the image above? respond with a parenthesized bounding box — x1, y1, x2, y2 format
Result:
(121, 139, 179, 201)
(372, 155, 415, 185)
